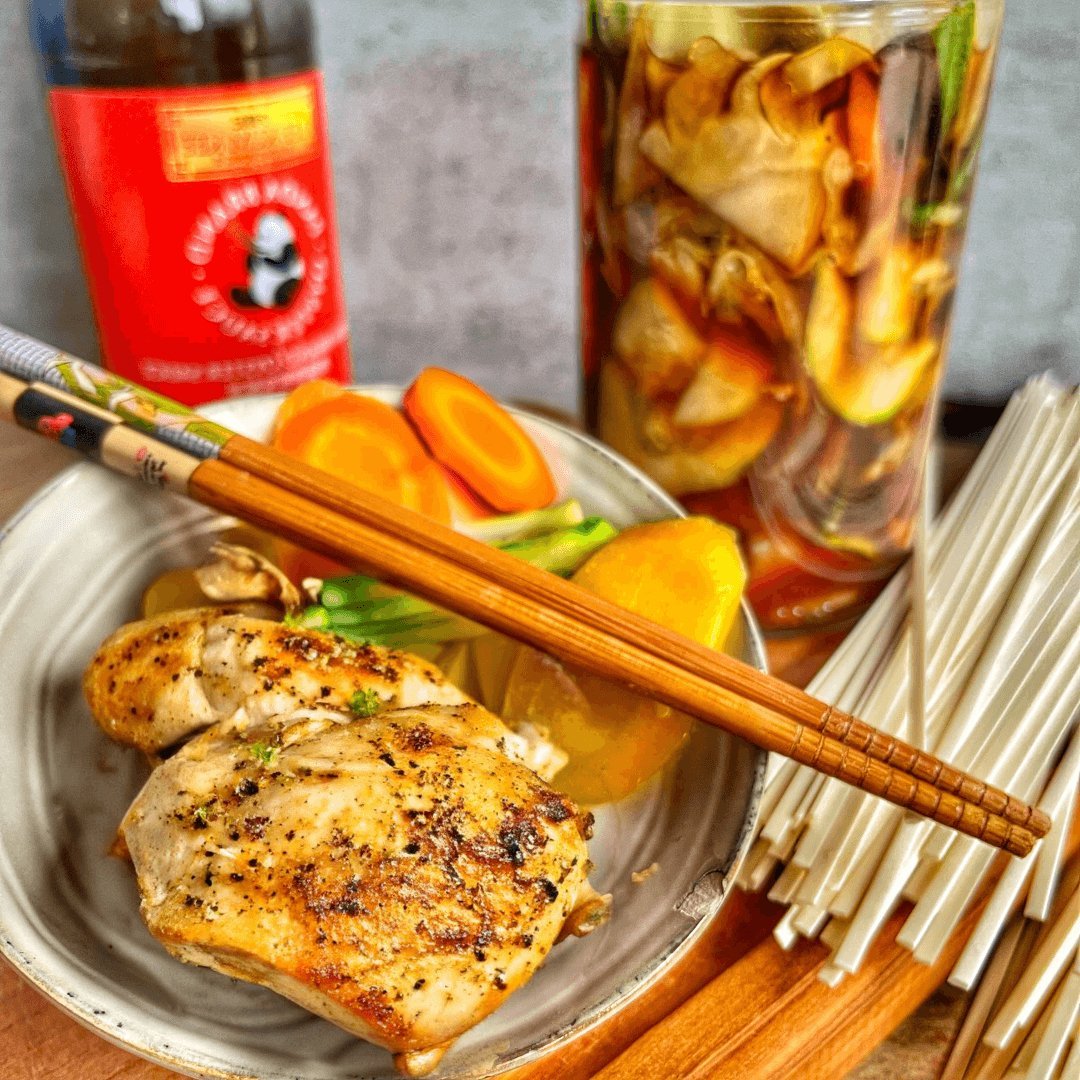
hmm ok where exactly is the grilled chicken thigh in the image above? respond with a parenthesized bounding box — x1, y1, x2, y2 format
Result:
(85, 611, 607, 1075)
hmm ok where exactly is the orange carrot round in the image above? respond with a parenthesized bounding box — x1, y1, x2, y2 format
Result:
(403, 368, 558, 513)
(272, 378, 346, 437)
(273, 392, 450, 523)
(270, 383, 452, 582)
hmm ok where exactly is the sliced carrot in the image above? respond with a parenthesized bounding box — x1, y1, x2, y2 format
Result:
(403, 368, 557, 513)
(272, 378, 347, 437)
(274, 393, 450, 521)
(847, 66, 880, 185)
(271, 391, 451, 581)
(440, 463, 496, 522)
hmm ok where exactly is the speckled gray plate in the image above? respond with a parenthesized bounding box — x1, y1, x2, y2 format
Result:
(0, 388, 765, 1079)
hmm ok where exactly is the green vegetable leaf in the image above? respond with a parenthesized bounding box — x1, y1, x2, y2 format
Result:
(250, 741, 277, 766)
(911, 202, 939, 230)
(349, 688, 383, 718)
(193, 805, 210, 826)
(947, 135, 981, 201)
(934, 1, 976, 138)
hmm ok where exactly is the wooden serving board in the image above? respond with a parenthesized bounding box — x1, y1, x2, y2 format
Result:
(0, 424, 1000, 1078)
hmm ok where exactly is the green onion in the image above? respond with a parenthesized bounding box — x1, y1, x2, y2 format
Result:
(456, 499, 585, 544)
(498, 517, 617, 575)
(294, 514, 617, 652)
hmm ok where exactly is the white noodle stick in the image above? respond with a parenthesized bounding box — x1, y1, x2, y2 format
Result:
(1026, 722, 1080, 921)
(1056, 1023, 1080, 1080)
(930, 674, 1079, 890)
(931, 505, 1080, 757)
(825, 805, 905, 916)
(735, 838, 772, 891)
(832, 815, 929, 972)
(951, 853, 1039, 991)
(793, 785, 877, 871)
(923, 645, 1080, 864)
(1001, 972, 1067, 1079)
(924, 509, 1080, 799)
(984, 886, 1080, 1049)
(773, 906, 801, 951)
(929, 417, 1079, 704)
(818, 964, 847, 988)
(902, 855, 940, 904)
(955, 854, 1080, 995)
(793, 904, 829, 939)
(910, 432, 934, 751)
(747, 852, 780, 894)
(768, 863, 806, 906)
(819, 917, 850, 951)
(910, 845, 999, 963)
(921, 620, 1080, 866)
(803, 806, 897, 912)
(759, 759, 799, 819)
(940, 917, 1027, 1080)
(929, 532, 1080, 768)
(1023, 955, 1079, 1080)
(833, 538, 1080, 971)
(761, 769, 818, 845)
(927, 410, 1072, 645)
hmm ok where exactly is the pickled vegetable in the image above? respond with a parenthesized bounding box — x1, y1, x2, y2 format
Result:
(502, 518, 746, 804)
(581, 0, 1002, 627)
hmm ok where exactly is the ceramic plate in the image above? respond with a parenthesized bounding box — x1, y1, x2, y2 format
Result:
(0, 388, 766, 1079)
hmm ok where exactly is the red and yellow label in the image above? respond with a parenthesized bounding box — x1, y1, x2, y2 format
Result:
(159, 82, 318, 182)
(48, 72, 350, 406)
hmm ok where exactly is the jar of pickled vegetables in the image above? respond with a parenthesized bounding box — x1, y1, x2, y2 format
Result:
(579, 0, 1003, 631)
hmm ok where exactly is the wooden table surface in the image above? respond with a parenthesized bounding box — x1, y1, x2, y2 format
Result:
(0, 421, 966, 1080)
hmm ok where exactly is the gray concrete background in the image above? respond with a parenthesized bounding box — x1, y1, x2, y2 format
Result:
(0, 1, 1075, 410)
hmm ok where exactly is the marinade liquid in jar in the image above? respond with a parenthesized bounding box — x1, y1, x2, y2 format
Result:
(579, 0, 1003, 632)
(31, 0, 352, 404)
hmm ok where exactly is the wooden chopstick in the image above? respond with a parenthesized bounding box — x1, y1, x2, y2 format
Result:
(221, 435, 1052, 842)
(191, 456, 1038, 857)
(0, 326, 1047, 856)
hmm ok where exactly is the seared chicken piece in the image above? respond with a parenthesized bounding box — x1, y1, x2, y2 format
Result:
(85, 610, 463, 750)
(85, 611, 608, 1074)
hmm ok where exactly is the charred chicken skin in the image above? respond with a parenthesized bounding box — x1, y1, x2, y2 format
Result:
(84, 612, 606, 1076)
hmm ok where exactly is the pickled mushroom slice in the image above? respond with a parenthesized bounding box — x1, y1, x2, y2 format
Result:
(642, 7, 744, 62)
(649, 235, 714, 306)
(641, 54, 830, 270)
(782, 37, 875, 96)
(804, 259, 854, 395)
(614, 19, 663, 206)
(672, 329, 774, 427)
(821, 140, 858, 268)
(707, 241, 805, 344)
(642, 397, 785, 495)
(663, 39, 744, 140)
(857, 242, 921, 345)
(612, 278, 706, 395)
(645, 52, 682, 113)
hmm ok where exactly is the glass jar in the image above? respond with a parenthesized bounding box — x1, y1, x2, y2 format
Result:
(579, 0, 1004, 631)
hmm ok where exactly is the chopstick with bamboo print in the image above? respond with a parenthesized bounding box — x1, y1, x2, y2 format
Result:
(0, 325, 1048, 856)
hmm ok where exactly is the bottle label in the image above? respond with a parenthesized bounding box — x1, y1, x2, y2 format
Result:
(48, 72, 351, 405)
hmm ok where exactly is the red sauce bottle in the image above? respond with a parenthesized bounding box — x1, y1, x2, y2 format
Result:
(31, 0, 352, 404)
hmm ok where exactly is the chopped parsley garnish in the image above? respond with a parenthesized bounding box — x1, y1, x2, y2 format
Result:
(349, 688, 383, 718)
(249, 741, 277, 766)
(193, 805, 210, 827)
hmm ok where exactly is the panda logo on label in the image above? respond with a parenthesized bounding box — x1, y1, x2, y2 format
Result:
(230, 211, 305, 310)
(185, 178, 331, 349)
